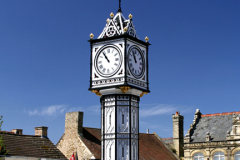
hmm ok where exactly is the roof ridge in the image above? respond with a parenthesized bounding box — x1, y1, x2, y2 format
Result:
(201, 111, 240, 117)
(162, 137, 173, 140)
(0, 131, 42, 137)
(83, 127, 100, 130)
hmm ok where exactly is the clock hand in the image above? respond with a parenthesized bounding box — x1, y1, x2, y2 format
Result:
(133, 51, 137, 63)
(103, 52, 110, 63)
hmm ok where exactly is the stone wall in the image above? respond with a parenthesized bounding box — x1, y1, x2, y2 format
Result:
(172, 111, 184, 157)
(56, 111, 94, 160)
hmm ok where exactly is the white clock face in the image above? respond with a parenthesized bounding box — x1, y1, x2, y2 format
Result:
(95, 46, 122, 77)
(128, 46, 145, 78)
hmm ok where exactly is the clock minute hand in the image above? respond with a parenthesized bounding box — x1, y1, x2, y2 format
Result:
(103, 52, 110, 63)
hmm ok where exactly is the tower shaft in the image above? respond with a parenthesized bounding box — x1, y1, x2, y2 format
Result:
(101, 94, 139, 160)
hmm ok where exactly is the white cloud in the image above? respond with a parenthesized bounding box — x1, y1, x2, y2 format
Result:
(27, 104, 100, 117)
(28, 104, 68, 116)
(88, 105, 100, 113)
(140, 104, 177, 117)
(67, 107, 84, 113)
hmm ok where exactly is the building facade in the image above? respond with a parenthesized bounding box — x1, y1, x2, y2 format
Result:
(165, 110, 240, 160)
(184, 109, 240, 160)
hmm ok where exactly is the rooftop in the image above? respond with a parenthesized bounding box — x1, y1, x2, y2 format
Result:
(0, 132, 67, 159)
(189, 111, 240, 143)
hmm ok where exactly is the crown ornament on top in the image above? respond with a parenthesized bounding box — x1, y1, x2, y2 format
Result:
(98, 11, 139, 39)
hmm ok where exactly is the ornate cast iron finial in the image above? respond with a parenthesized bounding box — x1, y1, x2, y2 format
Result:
(90, 33, 94, 39)
(129, 14, 133, 19)
(123, 26, 128, 32)
(110, 12, 114, 18)
(118, 0, 122, 12)
(145, 36, 149, 42)
(106, 18, 110, 23)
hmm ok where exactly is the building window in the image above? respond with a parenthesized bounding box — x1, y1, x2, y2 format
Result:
(235, 151, 240, 160)
(193, 152, 204, 160)
(213, 151, 225, 160)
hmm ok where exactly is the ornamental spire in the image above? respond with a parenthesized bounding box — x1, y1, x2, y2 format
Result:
(118, 0, 122, 12)
(98, 12, 139, 39)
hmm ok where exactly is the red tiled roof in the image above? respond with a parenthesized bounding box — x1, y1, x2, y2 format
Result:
(81, 127, 101, 159)
(201, 111, 240, 117)
(0, 132, 67, 159)
(82, 127, 178, 160)
(139, 133, 177, 160)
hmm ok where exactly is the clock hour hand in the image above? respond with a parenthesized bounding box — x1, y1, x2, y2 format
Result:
(103, 52, 110, 63)
(133, 51, 137, 63)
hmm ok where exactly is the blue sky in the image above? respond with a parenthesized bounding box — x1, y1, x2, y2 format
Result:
(0, 0, 240, 144)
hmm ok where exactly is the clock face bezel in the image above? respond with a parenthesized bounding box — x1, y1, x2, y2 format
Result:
(127, 45, 145, 79)
(94, 44, 123, 78)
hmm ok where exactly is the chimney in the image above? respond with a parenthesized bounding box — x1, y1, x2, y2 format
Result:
(11, 129, 23, 135)
(35, 126, 48, 138)
(172, 111, 184, 157)
(65, 111, 83, 136)
(206, 132, 211, 142)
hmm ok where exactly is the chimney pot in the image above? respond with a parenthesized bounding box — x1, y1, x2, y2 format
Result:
(35, 126, 48, 138)
(65, 111, 84, 136)
(11, 129, 23, 135)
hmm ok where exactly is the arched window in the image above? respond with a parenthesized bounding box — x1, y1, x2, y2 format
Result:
(193, 152, 204, 160)
(213, 151, 225, 160)
(235, 151, 240, 160)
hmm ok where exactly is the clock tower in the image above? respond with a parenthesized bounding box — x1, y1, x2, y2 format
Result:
(89, 3, 150, 160)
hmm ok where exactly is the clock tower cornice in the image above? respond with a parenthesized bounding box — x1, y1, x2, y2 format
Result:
(88, 34, 151, 47)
